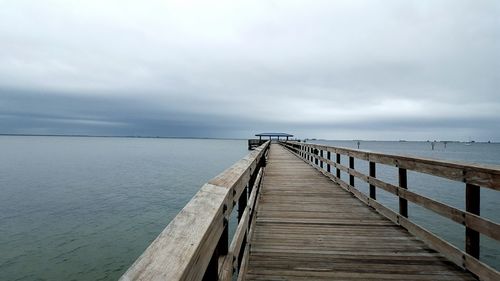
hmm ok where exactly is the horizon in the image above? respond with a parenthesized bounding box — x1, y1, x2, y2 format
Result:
(1, 1, 499, 141)
(0, 132, 496, 143)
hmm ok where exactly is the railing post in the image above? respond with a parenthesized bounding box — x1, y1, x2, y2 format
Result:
(336, 153, 341, 179)
(248, 165, 260, 196)
(326, 151, 331, 173)
(314, 149, 319, 166)
(203, 247, 219, 281)
(238, 186, 247, 221)
(203, 217, 228, 281)
(349, 156, 355, 186)
(399, 168, 408, 218)
(219, 222, 229, 255)
(369, 162, 376, 199)
(466, 183, 480, 259)
(237, 232, 246, 271)
(320, 150, 324, 169)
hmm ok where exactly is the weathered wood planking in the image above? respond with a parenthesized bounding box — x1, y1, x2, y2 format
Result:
(119, 141, 269, 281)
(282, 142, 500, 281)
(219, 167, 264, 281)
(297, 149, 500, 241)
(244, 144, 478, 281)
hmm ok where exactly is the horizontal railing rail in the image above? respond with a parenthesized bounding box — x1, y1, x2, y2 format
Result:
(120, 141, 270, 281)
(281, 141, 500, 281)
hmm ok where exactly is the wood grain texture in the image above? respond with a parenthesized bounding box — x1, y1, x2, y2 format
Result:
(119, 142, 269, 281)
(298, 146, 500, 242)
(282, 142, 500, 281)
(119, 183, 228, 281)
(246, 144, 477, 281)
(220, 168, 265, 281)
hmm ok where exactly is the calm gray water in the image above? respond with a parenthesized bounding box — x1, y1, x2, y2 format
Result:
(0, 136, 248, 281)
(0, 137, 498, 281)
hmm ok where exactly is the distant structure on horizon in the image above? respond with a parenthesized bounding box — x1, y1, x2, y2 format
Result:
(248, 132, 294, 150)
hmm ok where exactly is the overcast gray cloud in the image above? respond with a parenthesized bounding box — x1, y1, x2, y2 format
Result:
(1, 0, 499, 140)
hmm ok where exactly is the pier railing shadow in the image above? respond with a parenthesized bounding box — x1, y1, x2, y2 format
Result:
(119, 141, 270, 281)
(281, 140, 500, 281)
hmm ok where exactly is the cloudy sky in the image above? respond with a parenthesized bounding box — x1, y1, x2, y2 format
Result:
(1, 0, 499, 140)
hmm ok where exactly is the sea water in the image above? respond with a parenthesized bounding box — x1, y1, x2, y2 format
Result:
(0, 137, 498, 280)
(0, 136, 248, 281)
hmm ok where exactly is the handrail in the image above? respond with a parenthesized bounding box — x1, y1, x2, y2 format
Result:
(119, 141, 270, 281)
(281, 141, 500, 281)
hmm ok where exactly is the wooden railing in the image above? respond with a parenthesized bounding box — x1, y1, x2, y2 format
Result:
(119, 141, 270, 281)
(281, 141, 500, 281)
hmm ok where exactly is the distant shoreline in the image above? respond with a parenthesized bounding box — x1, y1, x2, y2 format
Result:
(0, 133, 496, 143)
(0, 133, 244, 141)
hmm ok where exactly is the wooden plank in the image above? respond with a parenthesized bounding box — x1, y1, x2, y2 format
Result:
(349, 156, 355, 186)
(236, 244, 250, 281)
(293, 147, 500, 241)
(342, 184, 496, 280)
(369, 161, 376, 199)
(399, 168, 408, 218)
(238, 186, 247, 222)
(326, 151, 331, 173)
(209, 143, 267, 216)
(465, 184, 480, 259)
(247, 144, 482, 281)
(220, 165, 265, 281)
(218, 254, 232, 281)
(283, 144, 499, 281)
(119, 183, 228, 281)
(336, 153, 341, 178)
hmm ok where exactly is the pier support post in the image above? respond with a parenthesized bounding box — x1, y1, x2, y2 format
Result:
(349, 156, 355, 186)
(219, 223, 228, 255)
(238, 187, 247, 222)
(399, 168, 408, 218)
(203, 219, 228, 281)
(203, 247, 219, 281)
(369, 162, 376, 199)
(326, 151, 331, 173)
(466, 183, 480, 259)
(336, 154, 341, 179)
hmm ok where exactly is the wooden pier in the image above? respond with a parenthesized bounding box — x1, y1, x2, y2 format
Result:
(120, 142, 500, 281)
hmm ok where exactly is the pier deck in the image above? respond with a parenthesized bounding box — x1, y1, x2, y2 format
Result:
(244, 144, 475, 280)
(120, 141, 500, 281)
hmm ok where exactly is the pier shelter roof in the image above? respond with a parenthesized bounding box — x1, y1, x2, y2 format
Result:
(255, 133, 293, 137)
